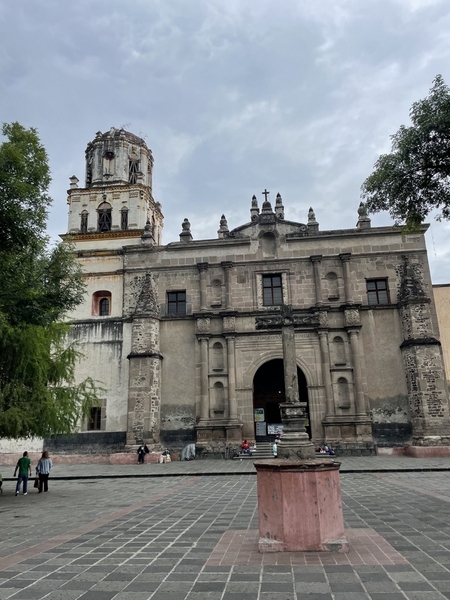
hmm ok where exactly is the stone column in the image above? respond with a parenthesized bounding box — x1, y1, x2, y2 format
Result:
(348, 329, 367, 416)
(281, 322, 300, 404)
(197, 262, 208, 311)
(318, 330, 334, 417)
(226, 335, 238, 420)
(340, 253, 352, 304)
(199, 336, 210, 421)
(310, 255, 323, 306)
(278, 308, 315, 459)
(222, 261, 233, 310)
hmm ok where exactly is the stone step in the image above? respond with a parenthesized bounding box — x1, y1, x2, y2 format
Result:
(233, 444, 275, 460)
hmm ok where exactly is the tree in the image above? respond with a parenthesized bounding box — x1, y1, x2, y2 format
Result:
(0, 122, 101, 439)
(361, 75, 450, 230)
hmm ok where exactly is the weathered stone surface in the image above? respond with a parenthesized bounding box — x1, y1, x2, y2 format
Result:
(35, 128, 449, 460)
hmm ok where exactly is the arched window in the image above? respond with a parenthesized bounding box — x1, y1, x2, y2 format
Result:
(337, 377, 351, 409)
(99, 298, 110, 316)
(326, 272, 339, 300)
(97, 202, 112, 232)
(213, 382, 225, 415)
(92, 291, 112, 316)
(212, 342, 224, 370)
(121, 207, 129, 231)
(80, 211, 88, 233)
(129, 156, 139, 184)
(261, 232, 276, 257)
(211, 279, 222, 306)
(332, 336, 346, 365)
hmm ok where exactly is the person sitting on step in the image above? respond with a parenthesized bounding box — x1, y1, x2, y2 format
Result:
(240, 440, 252, 455)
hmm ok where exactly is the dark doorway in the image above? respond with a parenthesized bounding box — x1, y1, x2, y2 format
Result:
(253, 359, 309, 440)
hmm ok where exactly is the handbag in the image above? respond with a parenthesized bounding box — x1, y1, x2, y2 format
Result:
(33, 478, 39, 489)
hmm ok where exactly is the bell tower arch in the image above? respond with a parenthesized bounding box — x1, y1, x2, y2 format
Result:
(65, 127, 163, 246)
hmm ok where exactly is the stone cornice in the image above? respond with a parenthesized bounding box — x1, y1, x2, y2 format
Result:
(400, 337, 441, 348)
(60, 230, 144, 242)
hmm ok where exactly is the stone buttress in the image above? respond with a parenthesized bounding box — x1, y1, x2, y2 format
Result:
(398, 257, 450, 446)
(126, 272, 162, 447)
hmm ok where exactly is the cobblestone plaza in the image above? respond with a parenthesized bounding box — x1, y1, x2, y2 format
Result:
(2, 457, 450, 599)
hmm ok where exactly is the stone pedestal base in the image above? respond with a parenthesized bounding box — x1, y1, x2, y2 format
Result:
(196, 421, 243, 448)
(406, 445, 450, 458)
(254, 459, 348, 553)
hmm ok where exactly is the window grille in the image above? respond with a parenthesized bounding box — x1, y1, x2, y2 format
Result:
(366, 279, 390, 305)
(167, 291, 186, 316)
(262, 274, 283, 306)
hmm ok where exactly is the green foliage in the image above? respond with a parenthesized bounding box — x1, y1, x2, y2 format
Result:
(0, 323, 98, 438)
(0, 122, 51, 251)
(361, 75, 450, 230)
(0, 122, 101, 439)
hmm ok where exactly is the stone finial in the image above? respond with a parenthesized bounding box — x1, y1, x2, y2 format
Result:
(356, 201, 371, 229)
(251, 195, 260, 222)
(308, 207, 317, 224)
(261, 189, 273, 213)
(307, 207, 319, 234)
(275, 192, 284, 219)
(141, 219, 154, 245)
(69, 175, 79, 189)
(218, 214, 229, 239)
(262, 199, 272, 213)
(180, 218, 193, 243)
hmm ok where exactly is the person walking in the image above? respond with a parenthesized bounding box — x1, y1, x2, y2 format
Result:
(272, 440, 278, 458)
(36, 451, 52, 493)
(137, 444, 146, 464)
(14, 451, 32, 496)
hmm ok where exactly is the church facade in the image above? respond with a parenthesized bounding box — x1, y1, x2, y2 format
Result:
(60, 127, 450, 455)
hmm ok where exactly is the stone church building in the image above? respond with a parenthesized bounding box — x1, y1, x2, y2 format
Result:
(60, 127, 450, 456)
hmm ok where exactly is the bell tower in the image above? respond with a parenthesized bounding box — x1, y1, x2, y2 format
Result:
(65, 127, 163, 246)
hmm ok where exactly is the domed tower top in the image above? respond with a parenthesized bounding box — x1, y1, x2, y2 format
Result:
(65, 127, 163, 245)
(85, 127, 154, 191)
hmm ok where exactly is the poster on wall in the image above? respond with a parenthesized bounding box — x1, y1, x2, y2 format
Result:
(256, 421, 267, 436)
(267, 423, 283, 435)
(254, 408, 265, 422)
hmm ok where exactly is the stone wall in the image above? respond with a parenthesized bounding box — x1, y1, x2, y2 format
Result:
(43, 431, 126, 454)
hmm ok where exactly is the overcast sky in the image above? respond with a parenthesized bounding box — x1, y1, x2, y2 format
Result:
(1, 0, 450, 283)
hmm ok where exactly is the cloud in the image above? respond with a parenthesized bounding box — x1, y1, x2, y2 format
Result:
(1, 0, 450, 282)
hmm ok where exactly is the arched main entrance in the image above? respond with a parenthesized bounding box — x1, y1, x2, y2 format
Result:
(253, 359, 310, 440)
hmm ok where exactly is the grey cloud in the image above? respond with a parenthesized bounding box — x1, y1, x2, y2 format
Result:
(1, 0, 450, 281)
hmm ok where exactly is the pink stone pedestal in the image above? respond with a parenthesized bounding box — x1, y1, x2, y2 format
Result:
(405, 445, 450, 458)
(254, 458, 348, 553)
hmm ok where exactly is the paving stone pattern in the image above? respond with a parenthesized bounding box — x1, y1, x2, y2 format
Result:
(2, 461, 450, 598)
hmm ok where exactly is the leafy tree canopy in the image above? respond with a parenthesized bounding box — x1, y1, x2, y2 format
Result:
(0, 122, 100, 438)
(361, 75, 450, 230)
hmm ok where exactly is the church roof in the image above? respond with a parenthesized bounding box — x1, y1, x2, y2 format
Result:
(95, 127, 147, 147)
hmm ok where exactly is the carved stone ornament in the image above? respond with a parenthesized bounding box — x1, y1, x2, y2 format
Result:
(196, 317, 211, 333)
(345, 308, 360, 327)
(255, 312, 319, 330)
(318, 311, 328, 327)
(135, 272, 159, 317)
(223, 315, 236, 333)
